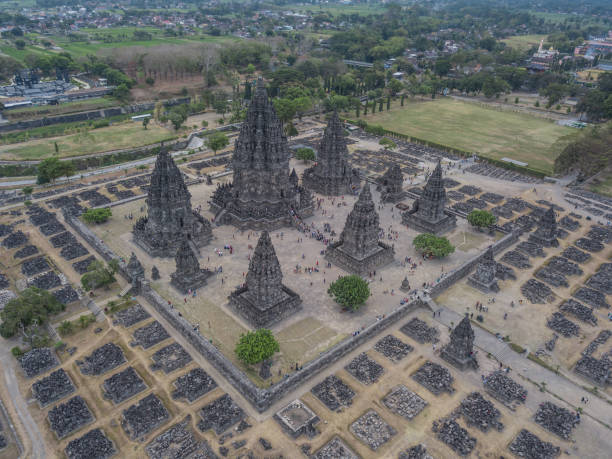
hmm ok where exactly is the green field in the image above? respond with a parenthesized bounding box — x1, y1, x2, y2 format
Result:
(362, 98, 571, 174)
(4, 98, 118, 120)
(281, 2, 384, 16)
(0, 121, 177, 160)
(501, 34, 547, 51)
(589, 171, 612, 197)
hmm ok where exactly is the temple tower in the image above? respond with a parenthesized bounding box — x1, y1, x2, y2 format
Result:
(325, 184, 394, 275)
(302, 111, 359, 195)
(376, 164, 406, 203)
(529, 206, 559, 247)
(468, 247, 499, 293)
(402, 161, 456, 235)
(441, 315, 479, 370)
(133, 150, 212, 257)
(210, 78, 312, 230)
(229, 231, 302, 328)
(170, 239, 213, 293)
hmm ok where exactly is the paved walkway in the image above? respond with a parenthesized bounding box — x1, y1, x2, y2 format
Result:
(431, 300, 612, 429)
(0, 346, 46, 459)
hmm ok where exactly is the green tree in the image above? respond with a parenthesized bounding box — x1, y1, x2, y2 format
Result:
(21, 186, 33, 196)
(37, 157, 75, 184)
(388, 79, 403, 96)
(58, 320, 74, 337)
(82, 208, 112, 224)
(205, 131, 229, 155)
(142, 117, 150, 130)
(168, 110, 187, 131)
(235, 329, 279, 365)
(15, 39, 25, 50)
(81, 259, 119, 291)
(0, 287, 65, 338)
(327, 275, 370, 311)
(295, 147, 315, 162)
(379, 137, 397, 149)
(467, 210, 496, 229)
(113, 83, 130, 101)
(413, 234, 455, 258)
(285, 122, 298, 138)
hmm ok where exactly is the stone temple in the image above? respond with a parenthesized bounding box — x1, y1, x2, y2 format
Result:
(170, 238, 213, 294)
(133, 150, 212, 257)
(441, 315, 479, 370)
(302, 111, 360, 196)
(529, 206, 559, 247)
(402, 161, 456, 235)
(325, 184, 394, 275)
(126, 252, 145, 294)
(468, 247, 499, 293)
(229, 231, 302, 328)
(376, 164, 406, 203)
(210, 78, 313, 230)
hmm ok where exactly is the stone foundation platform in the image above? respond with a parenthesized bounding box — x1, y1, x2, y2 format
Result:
(229, 285, 302, 328)
(325, 241, 394, 276)
(402, 211, 456, 236)
(440, 346, 479, 371)
(170, 269, 212, 294)
(467, 275, 499, 293)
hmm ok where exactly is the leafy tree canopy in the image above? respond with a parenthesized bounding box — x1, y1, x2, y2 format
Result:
(295, 147, 315, 162)
(37, 157, 75, 185)
(467, 210, 496, 228)
(82, 207, 112, 224)
(81, 259, 119, 291)
(0, 287, 65, 338)
(327, 275, 370, 311)
(413, 233, 455, 258)
(235, 329, 279, 365)
(205, 131, 229, 154)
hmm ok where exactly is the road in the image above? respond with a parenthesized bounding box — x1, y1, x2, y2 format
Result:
(0, 345, 46, 459)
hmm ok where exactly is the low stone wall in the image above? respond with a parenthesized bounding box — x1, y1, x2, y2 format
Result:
(65, 210, 521, 413)
(429, 229, 521, 297)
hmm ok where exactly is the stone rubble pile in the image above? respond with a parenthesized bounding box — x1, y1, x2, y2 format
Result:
(48, 395, 94, 439)
(521, 279, 554, 304)
(458, 185, 481, 196)
(145, 416, 215, 459)
(582, 330, 612, 356)
(197, 394, 245, 435)
(508, 429, 560, 459)
(30, 271, 62, 289)
(150, 342, 193, 374)
(575, 237, 604, 253)
(466, 198, 487, 209)
(382, 385, 427, 420)
(545, 334, 559, 352)
(573, 287, 609, 309)
(113, 303, 151, 328)
(171, 367, 217, 403)
(312, 436, 358, 459)
(77, 342, 126, 376)
(447, 191, 465, 201)
(561, 246, 590, 263)
(311, 375, 356, 411)
(432, 417, 476, 457)
(458, 392, 503, 432)
(547, 256, 583, 276)
(20, 347, 59, 378)
(492, 205, 514, 219)
(547, 312, 580, 337)
(50, 231, 77, 248)
(535, 267, 568, 288)
(32, 368, 76, 407)
(501, 251, 532, 269)
(39, 220, 66, 236)
(495, 262, 516, 280)
(374, 335, 414, 362)
(131, 321, 170, 349)
(534, 401, 579, 439)
(400, 318, 439, 343)
(102, 366, 147, 404)
(14, 245, 38, 259)
(122, 393, 170, 441)
(559, 216, 580, 231)
(586, 268, 612, 295)
(65, 428, 116, 459)
(345, 353, 384, 385)
(586, 225, 612, 243)
(60, 242, 89, 260)
(53, 285, 79, 304)
(350, 409, 396, 451)
(398, 444, 433, 459)
(559, 299, 597, 326)
(574, 355, 611, 386)
(2, 231, 28, 248)
(412, 361, 455, 395)
(517, 241, 545, 258)
(483, 370, 527, 408)
(481, 192, 504, 203)
(21, 256, 49, 276)
(72, 256, 97, 274)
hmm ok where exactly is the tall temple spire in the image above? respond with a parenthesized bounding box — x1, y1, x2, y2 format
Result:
(529, 205, 559, 247)
(441, 315, 478, 370)
(210, 77, 312, 230)
(402, 160, 456, 235)
(326, 184, 394, 274)
(302, 111, 359, 195)
(133, 149, 212, 256)
(229, 231, 302, 328)
(468, 246, 499, 292)
(170, 238, 212, 293)
(376, 164, 406, 203)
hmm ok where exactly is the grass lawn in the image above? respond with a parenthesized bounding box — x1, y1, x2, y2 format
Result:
(4, 97, 118, 120)
(361, 98, 571, 174)
(0, 121, 177, 160)
(501, 34, 547, 51)
(589, 171, 612, 198)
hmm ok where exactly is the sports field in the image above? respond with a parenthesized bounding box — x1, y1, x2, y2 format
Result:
(362, 98, 571, 174)
(0, 121, 177, 160)
(501, 34, 547, 51)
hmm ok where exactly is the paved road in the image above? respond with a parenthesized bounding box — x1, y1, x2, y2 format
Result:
(431, 301, 612, 428)
(0, 346, 46, 459)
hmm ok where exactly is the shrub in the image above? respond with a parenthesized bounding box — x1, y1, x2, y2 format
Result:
(295, 147, 315, 162)
(467, 209, 496, 229)
(82, 207, 112, 224)
(413, 233, 455, 258)
(235, 329, 279, 365)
